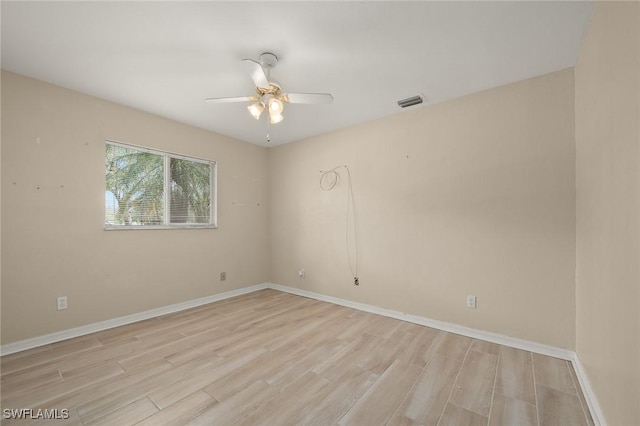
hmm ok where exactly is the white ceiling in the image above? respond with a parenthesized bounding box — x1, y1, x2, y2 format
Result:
(1, 1, 594, 147)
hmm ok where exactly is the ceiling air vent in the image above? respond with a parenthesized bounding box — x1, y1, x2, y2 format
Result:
(397, 95, 424, 108)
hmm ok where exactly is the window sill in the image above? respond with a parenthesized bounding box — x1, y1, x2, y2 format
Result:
(104, 224, 217, 231)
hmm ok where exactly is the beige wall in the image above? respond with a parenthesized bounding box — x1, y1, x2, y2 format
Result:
(1, 69, 578, 351)
(1, 71, 270, 344)
(575, 2, 640, 425)
(269, 69, 576, 349)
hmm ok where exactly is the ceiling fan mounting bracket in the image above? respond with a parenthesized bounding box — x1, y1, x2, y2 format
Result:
(259, 52, 278, 70)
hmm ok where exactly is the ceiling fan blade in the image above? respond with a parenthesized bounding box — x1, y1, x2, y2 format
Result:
(242, 59, 270, 89)
(204, 96, 257, 104)
(282, 93, 334, 104)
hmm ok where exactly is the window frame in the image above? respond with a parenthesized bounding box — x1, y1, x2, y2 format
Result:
(105, 140, 217, 230)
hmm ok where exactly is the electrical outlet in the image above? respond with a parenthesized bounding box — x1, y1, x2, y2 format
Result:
(467, 295, 477, 309)
(57, 296, 68, 311)
(298, 268, 305, 278)
(354, 277, 359, 286)
(220, 272, 226, 281)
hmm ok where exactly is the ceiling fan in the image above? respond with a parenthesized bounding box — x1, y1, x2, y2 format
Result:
(205, 52, 334, 125)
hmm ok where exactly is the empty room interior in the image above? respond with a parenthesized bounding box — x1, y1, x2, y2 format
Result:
(1, 1, 638, 425)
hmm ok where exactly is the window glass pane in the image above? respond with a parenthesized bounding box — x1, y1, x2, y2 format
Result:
(169, 157, 211, 224)
(105, 144, 164, 226)
(105, 141, 215, 228)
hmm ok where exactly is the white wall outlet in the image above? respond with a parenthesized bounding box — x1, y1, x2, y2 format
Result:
(467, 295, 477, 309)
(57, 296, 68, 311)
(298, 268, 305, 278)
(220, 272, 226, 281)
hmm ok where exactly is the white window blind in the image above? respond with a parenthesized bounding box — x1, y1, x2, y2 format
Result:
(105, 141, 216, 229)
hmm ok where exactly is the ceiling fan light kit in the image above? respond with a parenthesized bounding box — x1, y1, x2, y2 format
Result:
(269, 112, 284, 124)
(205, 52, 334, 135)
(247, 101, 264, 120)
(269, 98, 283, 114)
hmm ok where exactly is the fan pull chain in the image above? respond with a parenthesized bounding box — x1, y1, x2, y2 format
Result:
(266, 115, 271, 143)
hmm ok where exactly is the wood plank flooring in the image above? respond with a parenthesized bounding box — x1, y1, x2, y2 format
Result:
(1, 289, 594, 425)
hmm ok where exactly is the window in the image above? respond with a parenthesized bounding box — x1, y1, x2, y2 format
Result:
(105, 141, 216, 229)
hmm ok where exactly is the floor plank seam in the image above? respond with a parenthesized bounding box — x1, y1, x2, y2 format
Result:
(436, 340, 473, 425)
(531, 351, 541, 426)
(486, 349, 501, 425)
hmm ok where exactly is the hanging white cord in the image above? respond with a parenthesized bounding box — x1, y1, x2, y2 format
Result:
(320, 165, 359, 283)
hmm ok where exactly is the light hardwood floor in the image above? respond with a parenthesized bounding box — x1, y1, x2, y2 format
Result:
(1, 289, 593, 425)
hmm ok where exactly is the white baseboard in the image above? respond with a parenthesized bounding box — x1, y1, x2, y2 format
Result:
(0, 283, 268, 356)
(267, 283, 604, 426)
(268, 283, 573, 359)
(0, 281, 604, 425)
(570, 355, 606, 426)
(1, 282, 572, 359)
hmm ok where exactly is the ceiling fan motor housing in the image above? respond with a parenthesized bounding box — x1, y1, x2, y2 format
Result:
(257, 83, 281, 97)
